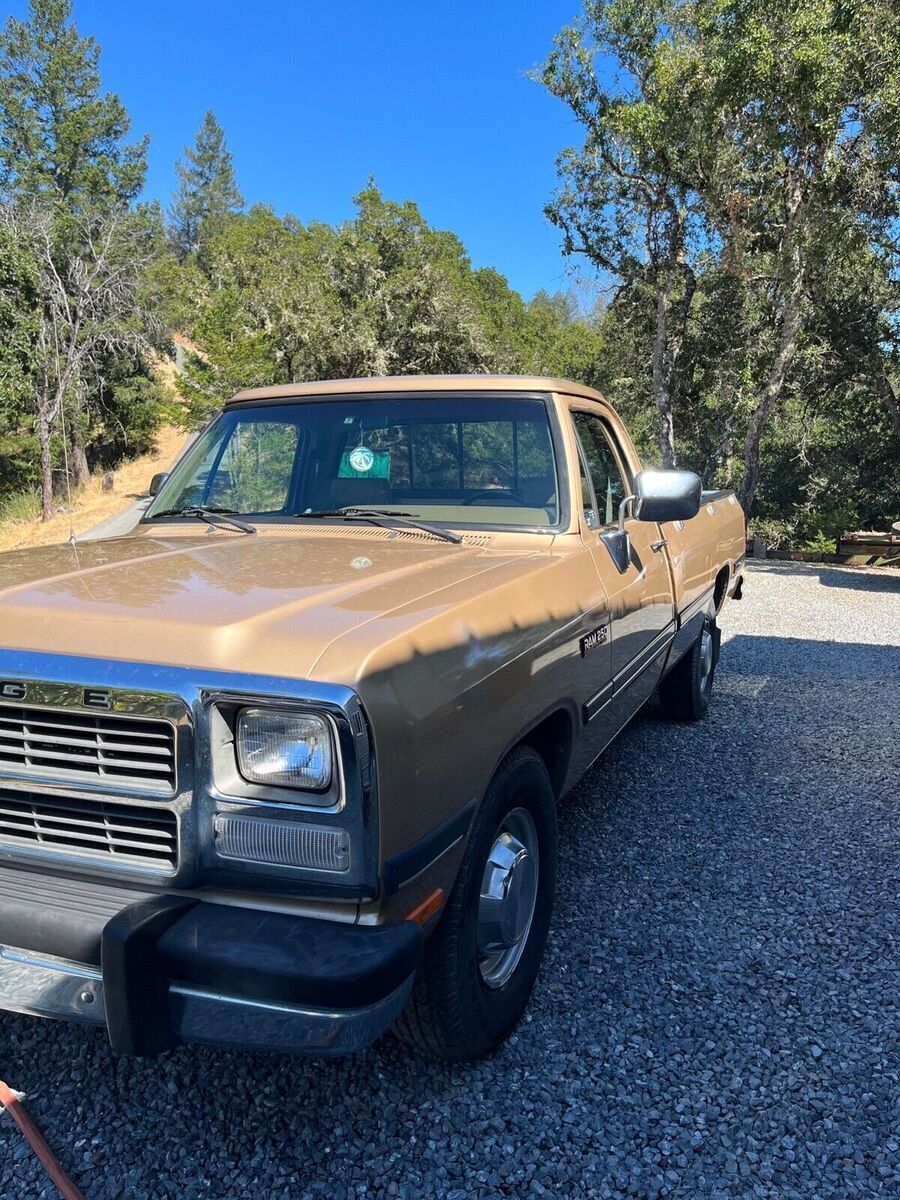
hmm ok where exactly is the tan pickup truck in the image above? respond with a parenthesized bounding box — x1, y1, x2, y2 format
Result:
(0, 376, 744, 1061)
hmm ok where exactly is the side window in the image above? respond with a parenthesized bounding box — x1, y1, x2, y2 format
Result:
(572, 413, 628, 526)
(205, 421, 300, 513)
(578, 454, 598, 530)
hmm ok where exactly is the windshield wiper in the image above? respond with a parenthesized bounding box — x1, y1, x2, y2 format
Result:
(297, 507, 462, 545)
(148, 506, 256, 535)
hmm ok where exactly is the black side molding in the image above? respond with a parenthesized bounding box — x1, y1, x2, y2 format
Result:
(383, 798, 476, 895)
(102, 895, 199, 1056)
(583, 682, 613, 725)
(677, 585, 715, 630)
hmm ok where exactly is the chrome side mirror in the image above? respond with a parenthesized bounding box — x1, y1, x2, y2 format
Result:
(633, 469, 702, 523)
(600, 469, 702, 574)
(148, 472, 169, 498)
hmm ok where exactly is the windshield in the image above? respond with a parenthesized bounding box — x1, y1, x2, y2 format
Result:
(147, 394, 561, 529)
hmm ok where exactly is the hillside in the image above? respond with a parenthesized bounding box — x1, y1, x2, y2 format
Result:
(0, 425, 189, 554)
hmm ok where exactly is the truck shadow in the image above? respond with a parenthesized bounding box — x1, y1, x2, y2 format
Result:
(746, 558, 900, 592)
(698, 631, 899, 683)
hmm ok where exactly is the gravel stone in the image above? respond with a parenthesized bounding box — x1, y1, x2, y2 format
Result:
(1, 561, 899, 1199)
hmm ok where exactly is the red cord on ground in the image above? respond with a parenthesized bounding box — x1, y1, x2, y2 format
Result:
(0, 1080, 85, 1200)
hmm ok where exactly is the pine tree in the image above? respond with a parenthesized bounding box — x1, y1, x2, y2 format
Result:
(0, 0, 147, 207)
(0, 0, 152, 514)
(170, 111, 243, 259)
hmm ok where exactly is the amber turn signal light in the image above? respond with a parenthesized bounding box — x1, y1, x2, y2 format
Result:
(406, 888, 445, 925)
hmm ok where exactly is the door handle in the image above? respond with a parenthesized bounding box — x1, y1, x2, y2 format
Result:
(650, 539, 668, 552)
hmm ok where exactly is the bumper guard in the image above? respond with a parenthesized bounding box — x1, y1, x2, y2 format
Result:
(0, 881, 422, 1057)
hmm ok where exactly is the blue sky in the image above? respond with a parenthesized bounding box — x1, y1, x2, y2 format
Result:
(13, 0, 599, 300)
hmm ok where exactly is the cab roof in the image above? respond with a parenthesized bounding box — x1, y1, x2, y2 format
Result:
(227, 374, 608, 406)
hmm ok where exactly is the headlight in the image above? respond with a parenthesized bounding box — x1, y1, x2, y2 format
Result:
(237, 708, 333, 791)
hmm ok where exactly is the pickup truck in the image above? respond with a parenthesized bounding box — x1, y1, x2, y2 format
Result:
(0, 375, 744, 1061)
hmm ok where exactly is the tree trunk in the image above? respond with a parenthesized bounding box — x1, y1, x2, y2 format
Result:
(650, 203, 694, 470)
(651, 281, 677, 468)
(668, 258, 696, 412)
(701, 419, 735, 488)
(38, 409, 54, 522)
(874, 371, 900, 441)
(69, 418, 91, 489)
(738, 169, 807, 514)
(739, 291, 802, 512)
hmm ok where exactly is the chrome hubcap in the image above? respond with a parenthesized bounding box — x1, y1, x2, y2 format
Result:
(477, 807, 539, 989)
(699, 625, 714, 693)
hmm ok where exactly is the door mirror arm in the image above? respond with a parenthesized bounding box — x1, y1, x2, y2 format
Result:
(617, 493, 637, 532)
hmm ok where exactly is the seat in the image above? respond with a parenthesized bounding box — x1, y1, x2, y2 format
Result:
(326, 477, 392, 508)
(518, 475, 556, 507)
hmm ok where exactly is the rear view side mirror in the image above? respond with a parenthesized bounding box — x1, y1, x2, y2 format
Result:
(148, 472, 169, 498)
(633, 469, 702, 524)
(600, 468, 703, 575)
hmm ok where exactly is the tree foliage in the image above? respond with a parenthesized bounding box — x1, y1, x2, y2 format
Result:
(0, 0, 158, 518)
(0, 0, 147, 208)
(172, 185, 605, 425)
(0, 221, 40, 494)
(539, 1, 708, 467)
(541, 0, 900, 528)
(170, 110, 243, 261)
(2, 203, 160, 517)
(0, 0, 896, 545)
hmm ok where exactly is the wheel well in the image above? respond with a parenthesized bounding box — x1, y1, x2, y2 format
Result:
(713, 564, 731, 612)
(521, 708, 573, 799)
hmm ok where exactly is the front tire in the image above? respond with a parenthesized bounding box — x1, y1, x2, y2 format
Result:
(394, 745, 557, 1061)
(658, 614, 717, 722)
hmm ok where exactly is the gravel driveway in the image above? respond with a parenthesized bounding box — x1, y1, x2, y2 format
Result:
(2, 561, 898, 1200)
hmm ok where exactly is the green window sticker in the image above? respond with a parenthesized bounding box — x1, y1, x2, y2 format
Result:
(339, 446, 391, 479)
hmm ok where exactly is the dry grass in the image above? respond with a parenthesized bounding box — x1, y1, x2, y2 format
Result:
(0, 425, 190, 554)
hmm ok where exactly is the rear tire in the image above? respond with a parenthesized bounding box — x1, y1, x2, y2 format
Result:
(394, 745, 557, 1061)
(658, 614, 717, 722)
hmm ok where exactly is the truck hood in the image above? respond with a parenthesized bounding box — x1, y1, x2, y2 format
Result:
(0, 531, 546, 681)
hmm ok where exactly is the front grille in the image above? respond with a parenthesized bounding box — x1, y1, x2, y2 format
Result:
(0, 787, 178, 871)
(0, 705, 176, 793)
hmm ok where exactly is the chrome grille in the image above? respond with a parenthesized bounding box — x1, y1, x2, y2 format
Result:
(0, 705, 176, 793)
(0, 787, 178, 871)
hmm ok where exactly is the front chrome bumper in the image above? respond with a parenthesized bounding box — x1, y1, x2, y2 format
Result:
(0, 943, 414, 1056)
(0, 863, 423, 1057)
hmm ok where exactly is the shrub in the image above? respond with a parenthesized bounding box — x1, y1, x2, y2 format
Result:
(803, 529, 838, 555)
(747, 516, 796, 549)
(0, 488, 41, 524)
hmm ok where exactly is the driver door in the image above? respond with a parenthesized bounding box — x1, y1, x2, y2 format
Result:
(569, 406, 675, 724)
